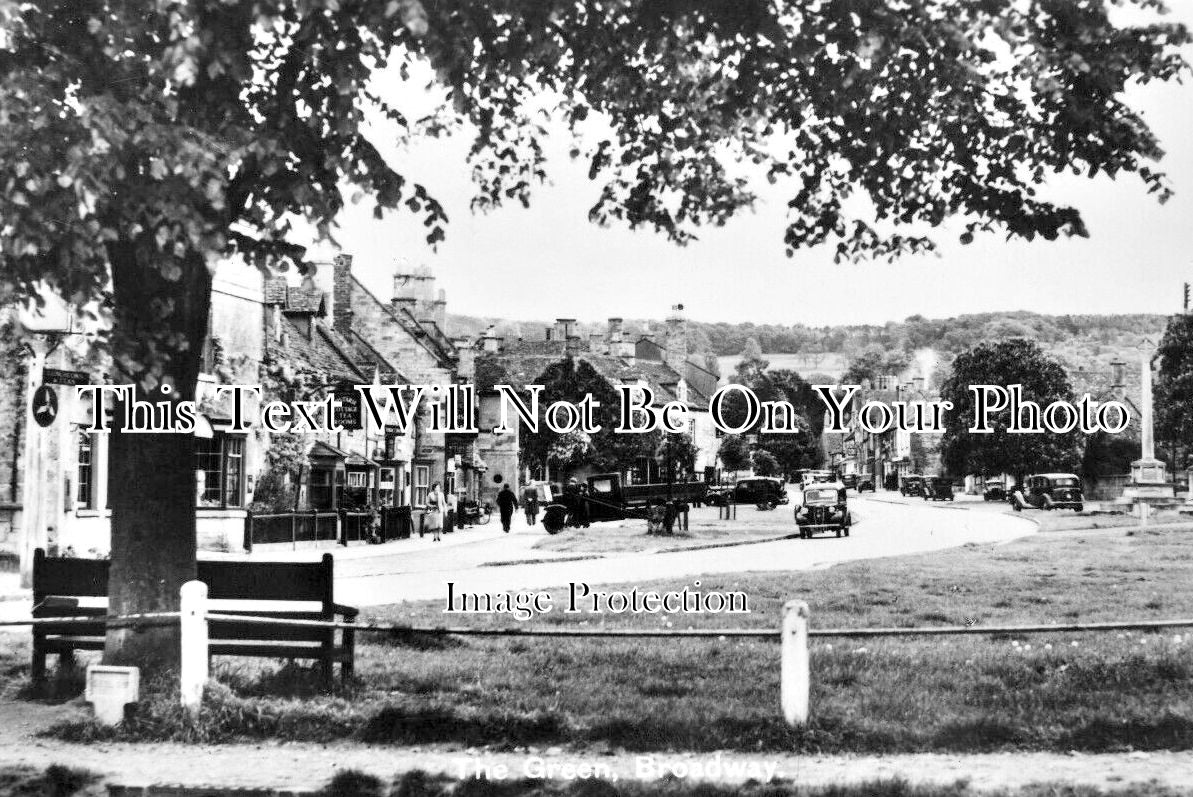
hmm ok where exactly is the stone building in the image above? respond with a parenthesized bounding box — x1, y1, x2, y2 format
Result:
(835, 375, 943, 488)
(469, 306, 723, 499)
(0, 254, 468, 579)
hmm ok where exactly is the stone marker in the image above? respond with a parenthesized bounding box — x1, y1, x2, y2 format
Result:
(85, 665, 139, 726)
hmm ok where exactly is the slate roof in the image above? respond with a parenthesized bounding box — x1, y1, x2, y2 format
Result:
(270, 316, 365, 384)
(345, 330, 411, 383)
(284, 287, 327, 315)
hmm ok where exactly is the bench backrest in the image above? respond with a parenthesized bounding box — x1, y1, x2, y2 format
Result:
(33, 548, 335, 611)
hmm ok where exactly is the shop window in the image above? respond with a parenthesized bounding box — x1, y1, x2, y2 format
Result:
(378, 467, 396, 507)
(77, 431, 95, 509)
(196, 432, 246, 508)
(414, 464, 430, 507)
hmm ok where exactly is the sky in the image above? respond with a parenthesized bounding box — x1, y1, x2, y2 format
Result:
(304, 7, 1193, 329)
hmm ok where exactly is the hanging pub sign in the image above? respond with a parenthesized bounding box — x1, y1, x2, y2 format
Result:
(32, 385, 58, 428)
(42, 367, 90, 386)
(333, 382, 362, 430)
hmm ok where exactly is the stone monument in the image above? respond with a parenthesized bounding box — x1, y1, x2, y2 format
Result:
(1119, 345, 1177, 515)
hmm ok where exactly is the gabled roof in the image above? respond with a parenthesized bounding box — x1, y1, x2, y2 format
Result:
(309, 440, 348, 459)
(284, 287, 327, 315)
(346, 330, 411, 383)
(348, 276, 457, 370)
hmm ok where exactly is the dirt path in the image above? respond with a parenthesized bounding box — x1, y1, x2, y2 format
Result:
(2, 699, 1190, 792)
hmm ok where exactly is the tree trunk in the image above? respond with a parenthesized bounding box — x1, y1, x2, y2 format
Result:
(103, 242, 211, 669)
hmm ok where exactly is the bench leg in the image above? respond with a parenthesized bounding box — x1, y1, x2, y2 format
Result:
(321, 650, 334, 690)
(342, 628, 356, 685)
(31, 637, 46, 684)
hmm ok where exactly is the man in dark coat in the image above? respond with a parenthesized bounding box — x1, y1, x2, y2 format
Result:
(495, 483, 519, 533)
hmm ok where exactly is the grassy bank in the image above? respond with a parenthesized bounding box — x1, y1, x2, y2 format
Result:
(319, 770, 1190, 797)
(18, 526, 1193, 753)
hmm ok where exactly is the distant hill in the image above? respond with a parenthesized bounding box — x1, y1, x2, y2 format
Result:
(448, 311, 1171, 389)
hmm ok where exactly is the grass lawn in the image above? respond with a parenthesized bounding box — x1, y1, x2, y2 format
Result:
(1028, 510, 1193, 533)
(17, 526, 1193, 753)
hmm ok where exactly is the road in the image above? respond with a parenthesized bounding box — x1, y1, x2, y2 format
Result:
(334, 493, 1036, 606)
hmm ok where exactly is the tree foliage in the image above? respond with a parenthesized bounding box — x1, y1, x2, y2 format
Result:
(717, 434, 751, 474)
(1155, 312, 1193, 457)
(939, 339, 1081, 478)
(518, 358, 656, 477)
(752, 449, 780, 477)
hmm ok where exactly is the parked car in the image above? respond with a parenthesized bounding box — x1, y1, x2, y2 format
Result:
(1011, 473, 1084, 512)
(982, 480, 1007, 502)
(856, 477, 876, 493)
(706, 477, 788, 507)
(840, 473, 859, 490)
(800, 469, 833, 488)
(703, 484, 734, 506)
(922, 476, 955, 502)
(795, 481, 852, 538)
(899, 474, 925, 497)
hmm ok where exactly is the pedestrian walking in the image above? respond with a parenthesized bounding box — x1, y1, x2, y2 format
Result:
(424, 482, 445, 542)
(444, 488, 457, 534)
(523, 486, 539, 526)
(495, 483, 518, 532)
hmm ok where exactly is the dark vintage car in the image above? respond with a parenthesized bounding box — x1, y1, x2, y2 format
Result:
(856, 476, 876, 493)
(982, 480, 1008, 502)
(840, 473, 859, 490)
(795, 482, 852, 538)
(705, 477, 788, 507)
(899, 474, 925, 497)
(1011, 473, 1084, 512)
(922, 476, 954, 502)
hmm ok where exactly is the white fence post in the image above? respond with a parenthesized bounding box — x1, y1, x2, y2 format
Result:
(179, 580, 208, 718)
(781, 600, 810, 727)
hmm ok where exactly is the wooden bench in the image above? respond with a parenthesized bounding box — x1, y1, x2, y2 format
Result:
(32, 548, 357, 687)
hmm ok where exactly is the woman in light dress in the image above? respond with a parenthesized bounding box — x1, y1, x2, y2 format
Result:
(425, 482, 445, 542)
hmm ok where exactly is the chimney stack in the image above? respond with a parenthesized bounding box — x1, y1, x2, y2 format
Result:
(392, 264, 417, 315)
(481, 325, 502, 353)
(554, 318, 576, 344)
(663, 304, 688, 373)
(332, 254, 354, 334)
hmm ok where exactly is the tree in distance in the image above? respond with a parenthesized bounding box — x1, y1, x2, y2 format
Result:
(940, 339, 1082, 481)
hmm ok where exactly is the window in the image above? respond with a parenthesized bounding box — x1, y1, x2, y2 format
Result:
(195, 433, 245, 508)
(309, 468, 334, 510)
(347, 471, 366, 488)
(379, 467, 396, 507)
(77, 432, 94, 509)
(414, 465, 430, 507)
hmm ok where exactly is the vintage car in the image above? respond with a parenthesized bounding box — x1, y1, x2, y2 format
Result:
(840, 473, 859, 490)
(1011, 473, 1084, 512)
(899, 474, 925, 497)
(795, 481, 852, 538)
(705, 477, 788, 507)
(982, 480, 1008, 502)
(856, 476, 876, 493)
(922, 476, 955, 502)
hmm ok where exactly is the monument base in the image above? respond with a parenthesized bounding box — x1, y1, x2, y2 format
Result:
(1116, 480, 1180, 512)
